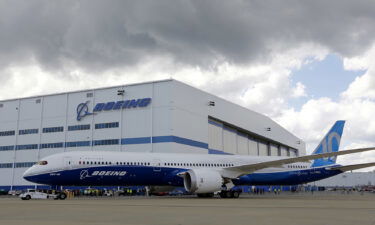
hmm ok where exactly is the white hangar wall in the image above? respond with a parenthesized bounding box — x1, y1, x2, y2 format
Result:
(0, 79, 305, 189)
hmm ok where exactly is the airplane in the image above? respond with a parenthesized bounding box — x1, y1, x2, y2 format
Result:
(23, 120, 375, 198)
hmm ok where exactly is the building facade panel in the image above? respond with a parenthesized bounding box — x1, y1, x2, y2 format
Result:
(223, 128, 237, 154)
(19, 98, 42, 121)
(270, 144, 279, 156)
(248, 138, 258, 156)
(280, 146, 288, 156)
(42, 94, 68, 119)
(0, 169, 13, 186)
(208, 121, 223, 152)
(237, 134, 248, 155)
(258, 142, 268, 156)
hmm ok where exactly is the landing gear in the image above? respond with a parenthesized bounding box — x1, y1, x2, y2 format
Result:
(59, 192, 67, 200)
(197, 193, 214, 198)
(219, 190, 241, 198)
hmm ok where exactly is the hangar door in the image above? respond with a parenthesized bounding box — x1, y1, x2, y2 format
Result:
(208, 118, 293, 157)
(208, 120, 223, 152)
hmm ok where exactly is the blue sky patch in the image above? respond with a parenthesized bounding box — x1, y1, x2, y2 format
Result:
(289, 54, 366, 110)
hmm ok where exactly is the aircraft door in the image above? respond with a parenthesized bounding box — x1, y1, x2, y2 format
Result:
(63, 156, 73, 169)
(153, 159, 161, 172)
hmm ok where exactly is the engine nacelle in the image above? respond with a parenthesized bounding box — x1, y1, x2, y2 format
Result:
(183, 169, 223, 194)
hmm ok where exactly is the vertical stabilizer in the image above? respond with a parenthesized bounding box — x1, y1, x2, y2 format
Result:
(311, 120, 345, 167)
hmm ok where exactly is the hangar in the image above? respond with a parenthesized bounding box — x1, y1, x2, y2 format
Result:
(0, 79, 305, 190)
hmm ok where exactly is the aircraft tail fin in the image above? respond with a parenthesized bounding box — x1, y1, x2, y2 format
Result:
(311, 120, 345, 167)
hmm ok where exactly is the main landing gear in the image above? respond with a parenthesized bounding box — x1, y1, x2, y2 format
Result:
(196, 190, 241, 198)
(219, 190, 241, 198)
(197, 193, 215, 198)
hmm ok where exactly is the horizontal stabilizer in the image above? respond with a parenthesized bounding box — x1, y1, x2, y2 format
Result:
(327, 162, 375, 172)
(223, 147, 375, 178)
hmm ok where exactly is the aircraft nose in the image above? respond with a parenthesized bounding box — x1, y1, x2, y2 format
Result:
(23, 167, 35, 181)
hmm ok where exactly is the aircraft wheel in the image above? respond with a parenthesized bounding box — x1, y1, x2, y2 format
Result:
(232, 191, 240, 198)
(59, 193, 67, 200)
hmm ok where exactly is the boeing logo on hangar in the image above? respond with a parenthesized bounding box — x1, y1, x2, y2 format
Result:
(76, 98, 151, 121)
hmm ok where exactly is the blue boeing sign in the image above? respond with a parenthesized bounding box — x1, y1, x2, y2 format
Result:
(76, 98, 152, 121)
(76, 101, 93, 121)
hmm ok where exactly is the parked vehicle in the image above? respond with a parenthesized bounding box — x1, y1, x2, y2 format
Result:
(20, 189, 66, 200)
(8, 190, 22, 196)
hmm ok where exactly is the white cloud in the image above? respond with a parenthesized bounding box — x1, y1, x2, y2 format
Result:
(274, 47, 375, 172)
(342, 45, 375, 100)
(291, 82, 307, 98)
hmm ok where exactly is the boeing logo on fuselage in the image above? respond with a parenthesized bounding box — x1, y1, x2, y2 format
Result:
(91, 171, 127, 176)
(76, 98, 151, 121)
(80, 170, 127, 180)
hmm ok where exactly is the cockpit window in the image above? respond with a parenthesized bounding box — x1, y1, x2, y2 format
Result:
(37, 161, 48, 165)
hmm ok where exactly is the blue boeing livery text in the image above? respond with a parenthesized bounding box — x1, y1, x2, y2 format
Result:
(76, 98, 151, 121)
(93, 98, 151, 112)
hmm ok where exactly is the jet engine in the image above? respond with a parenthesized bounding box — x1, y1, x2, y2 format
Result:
(183, 169, 223, 194)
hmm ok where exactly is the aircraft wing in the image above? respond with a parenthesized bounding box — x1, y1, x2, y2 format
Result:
(223, 147, 375, 178)
(327, 162, 375, 172)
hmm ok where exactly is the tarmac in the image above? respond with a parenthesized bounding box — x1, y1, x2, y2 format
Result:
(0, 192, 374, 225)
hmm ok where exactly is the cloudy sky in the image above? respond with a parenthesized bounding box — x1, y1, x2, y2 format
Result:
(1, 0, 375, 170)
